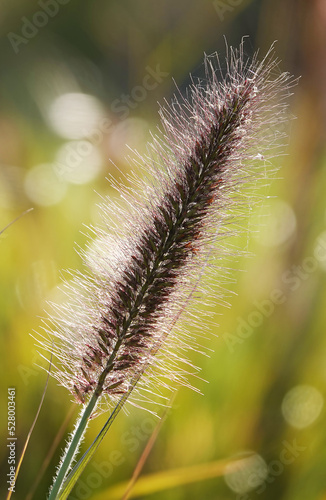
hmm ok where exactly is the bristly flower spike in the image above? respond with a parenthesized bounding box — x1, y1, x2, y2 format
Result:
(44, 40, 296, 499)
(42, 43, 294, 415)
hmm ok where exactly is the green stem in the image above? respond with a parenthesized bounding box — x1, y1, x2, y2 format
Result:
(49, 337, 124, 499)
(48, 390, 99, 499)
(58, 388, 135, 499)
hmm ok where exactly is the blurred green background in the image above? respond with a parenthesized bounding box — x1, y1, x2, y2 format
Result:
(1, 0, 326, 499)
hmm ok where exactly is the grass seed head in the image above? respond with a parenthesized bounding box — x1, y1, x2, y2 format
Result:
(39, 42, 295, 414)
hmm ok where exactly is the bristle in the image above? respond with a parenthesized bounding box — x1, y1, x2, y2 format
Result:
(39, 43, 295, 415)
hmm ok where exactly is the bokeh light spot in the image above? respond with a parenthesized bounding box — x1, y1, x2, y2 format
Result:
(48, 92, 105, 139)
(254, 200, 297, 247)
(24, 163, 67, 206)
(54, 141, 102, 184)
(224, 452, 268, 494)
(282, 384, 324, 429)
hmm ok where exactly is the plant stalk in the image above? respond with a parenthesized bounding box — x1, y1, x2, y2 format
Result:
(48, 391, 98, 499)
(48, 336, 125, 499)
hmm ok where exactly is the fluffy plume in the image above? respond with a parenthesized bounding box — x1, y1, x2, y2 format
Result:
(40, 43, 294, 415)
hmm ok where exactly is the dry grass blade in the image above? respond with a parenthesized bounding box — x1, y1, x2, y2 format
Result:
(122, 394, 176, 500)
(0, 208, 33, 236)
(92, 458, 237, 500)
